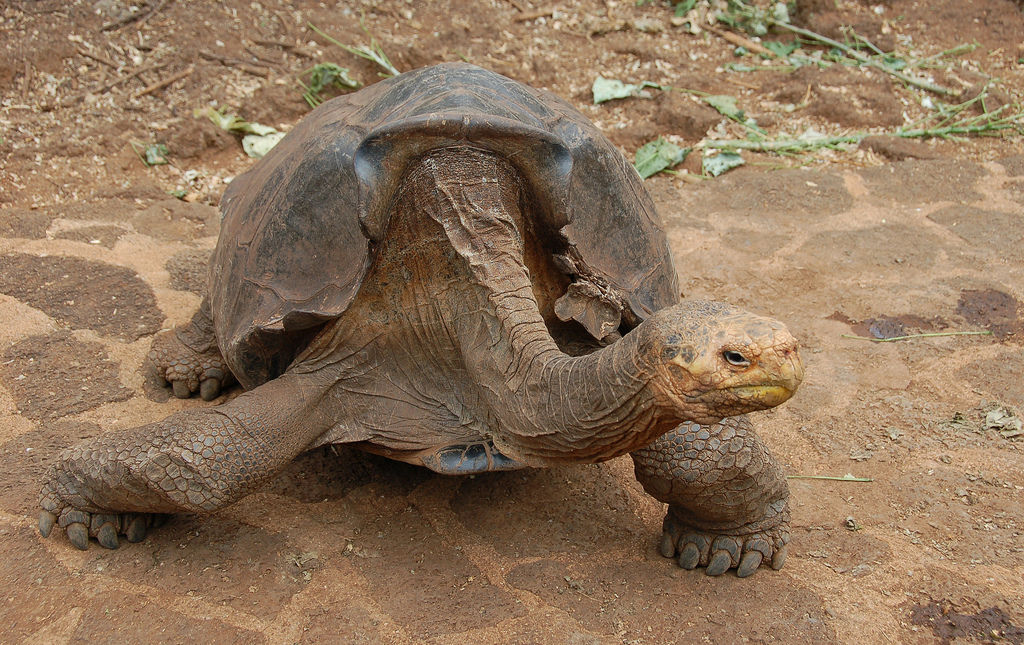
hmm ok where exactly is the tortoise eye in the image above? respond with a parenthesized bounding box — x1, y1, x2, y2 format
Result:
(722, 350, 750, 367)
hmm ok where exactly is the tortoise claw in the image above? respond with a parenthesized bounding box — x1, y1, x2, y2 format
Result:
(90, 513, 120, 549)
(66, 522, 89, 550)
(199, 378, 221, 401)
(711, 536, 741, 562)
(96, 523, 120, 549)
(659, 507, 789, 577)
(172, 380, 191, 399)
(737, 551, 763, 578)
(674, 532, 711, 570)
(659, 531, 676, 558)
(38, 511, 57, 538)
(678, 543, 701, 570)
(40, 495, 167, 550)
(705, 550, 733, 576)
(125, 515, 148, 543)
(771, 544, 788, 570)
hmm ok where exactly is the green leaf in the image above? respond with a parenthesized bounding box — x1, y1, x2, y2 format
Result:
(826, 46, 846, 61)
(196, 107, 285, 158)
(723, 63, 762, 72)
(703, 94, 745, 121)
(717, 13, 738, 28)
(201, 107, 242, 131)
(592, 77, 653, 104)
(702, 151, 745, 177)
(168, 188, 188, 199)
(307, 23, 400, 78)
(143, 143, 169, 166)
(300, 62, 360, 107)
(674, 0, 697, 16)
(197, 107, 278, 135)
(634, 138, 690, 179)
(880, 55, 907, 71)
(763, 40, 798, 57)
(130, 141, 169, 166)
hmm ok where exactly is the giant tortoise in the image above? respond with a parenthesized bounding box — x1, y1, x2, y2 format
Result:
(39, 63, 802, 578)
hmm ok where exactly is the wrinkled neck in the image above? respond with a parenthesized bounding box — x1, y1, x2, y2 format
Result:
(505, 332, 677, 464)
(402, 147, 675, 464)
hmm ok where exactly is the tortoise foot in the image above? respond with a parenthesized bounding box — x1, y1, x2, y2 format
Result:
(38, 481, 169, 550)
(149, 330, 233, 401)
(659, 504, 789, 578)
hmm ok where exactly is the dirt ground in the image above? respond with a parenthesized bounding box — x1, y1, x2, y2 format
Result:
(2, 0, 1024, 643)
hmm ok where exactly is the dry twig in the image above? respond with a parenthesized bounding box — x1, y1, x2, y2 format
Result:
(101, 0, 171, 31)
(97, 61, 168, 93)
(788, 474, 873, 482)
(254, 39, 315, 58)
(77, 47, 120, 70)
(133, 65, 193, 98)
(199, 51, 270, 77)
(514, 10, 554, 22)
(706, 25, 775, 58)
(21, 60, 32, 102)
(841, 331, 993, 342)
(243, 43, 283, 66)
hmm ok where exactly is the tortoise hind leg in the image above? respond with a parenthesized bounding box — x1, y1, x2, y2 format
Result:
(631, 415, 790, 578)
(149, 296, 235, 401)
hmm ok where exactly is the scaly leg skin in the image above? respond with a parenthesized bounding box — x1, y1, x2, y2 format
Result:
(148, 297, 234, 401)
(631, 415, 790, 578)
(38, 370, 333, 550)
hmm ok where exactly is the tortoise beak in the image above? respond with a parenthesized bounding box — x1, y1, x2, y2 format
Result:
(728, 346, 803, 407)
(777, 347, 804, 392)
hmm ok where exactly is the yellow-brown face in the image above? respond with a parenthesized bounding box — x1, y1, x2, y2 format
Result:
(645, 300, 803, 423)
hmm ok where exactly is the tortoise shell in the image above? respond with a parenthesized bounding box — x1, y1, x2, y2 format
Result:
(210, 63, 678, 388)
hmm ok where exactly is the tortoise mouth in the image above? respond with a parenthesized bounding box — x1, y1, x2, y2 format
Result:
(727, 384, 796, 407)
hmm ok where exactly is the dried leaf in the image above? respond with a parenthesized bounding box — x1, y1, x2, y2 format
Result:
(242, 131, 286, 159)
(984, 408, 1023, 437)
(849, 448, 873, 462)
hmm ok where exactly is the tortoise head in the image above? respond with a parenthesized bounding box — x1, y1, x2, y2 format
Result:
(637, 300, 803, 423)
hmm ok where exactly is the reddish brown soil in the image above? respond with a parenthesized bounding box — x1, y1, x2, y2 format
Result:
(1, 1, 1023, 643)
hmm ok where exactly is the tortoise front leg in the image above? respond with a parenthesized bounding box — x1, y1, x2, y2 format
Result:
(631, 415, 790, 578)
(38, 369, 333, 550)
